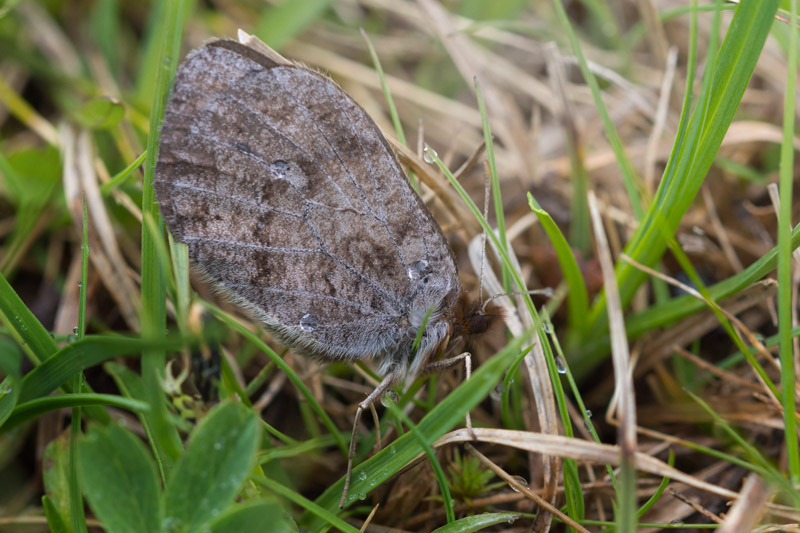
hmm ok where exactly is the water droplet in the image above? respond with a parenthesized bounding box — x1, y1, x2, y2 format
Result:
(407, 259, 432, 281)
(555, 356, 566, 374)
(541, 286, 554, 298)
(409, 308, 429, 328)
(541, 318, 553, 334)
(509, 475, 528, 492)
(235, 142, 254, 154)
(358, 491, 366, 500)
(358, 471, 368, 482)
(381, 389, 399, 407)
(585, 409, 592, 418)
(270, 160, 308, 188)
(299, 313, 317, 332)
(405, 326, 419, 340)
(423, 146, 438, 164)
(77, 281, 82, 287)
(73, 327, 79, 334)
(161, 517, 183, 533)
(490, 384, 503, 401)
(0, 383, 12, 396)
(271, 160, 289, 177)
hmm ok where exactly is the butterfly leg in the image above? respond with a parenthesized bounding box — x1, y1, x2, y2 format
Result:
(339, 371, 397, 508)
(420, 352, 474, 431)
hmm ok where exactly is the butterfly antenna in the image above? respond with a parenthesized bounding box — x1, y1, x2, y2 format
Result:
(478, 161, 491, 303)
(481, 287, 554, 313)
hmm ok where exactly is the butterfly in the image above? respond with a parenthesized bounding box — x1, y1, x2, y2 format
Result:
(154, 31, 502, 506)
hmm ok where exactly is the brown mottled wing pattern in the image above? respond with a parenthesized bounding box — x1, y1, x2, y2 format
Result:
(155, 40, 460, 372)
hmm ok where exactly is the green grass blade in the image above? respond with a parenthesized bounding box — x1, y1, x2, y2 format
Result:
(686, 389, 797, 502)
(303, 328, 531, 528)
(17, 336, 182, 405)
(208, 499, 298, 533)
(205, 302, 347, 455)
(475, 80, 507, 261)
(777, 0, 799, 485)
(70, 196, 91, 533)
(100, 150, 147, 194)
(361, 28, 423, 195)
(0, 338, 21, 428)
(637, 451, 673, 518)
(425, 148, 584, 522)
(259, 475, 360, 533)
(0, 270, 58, 365)
(574, 222, 800, 379)
(431, 512, 523, 532)
(139, 0, 188, 474)
(588, 0, 780, 336)
(384, 400, 455, 523)
(4, 394, 149, 431)
(42, 495, 70, 533)
(528, 193, 589, 341)
(362, 29, 406, 146)
(551, 0, 644, 220)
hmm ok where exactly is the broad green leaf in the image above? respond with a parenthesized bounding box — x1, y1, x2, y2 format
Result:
(43, 495, 71, 533)
(0, 145, 60, 206)
(78, 424, 162, 533)
(208, 499, 297, 533)
(43, 434, 73, 533)
(72, 97, 125, 130)
(163, 401, 260, 532)
(0, 146, 60, 276)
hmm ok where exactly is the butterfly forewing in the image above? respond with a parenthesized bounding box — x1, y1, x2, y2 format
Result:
(155, 40, 460, 369)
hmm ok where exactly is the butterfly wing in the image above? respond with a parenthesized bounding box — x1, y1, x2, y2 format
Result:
(155, 40, 460, 373)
